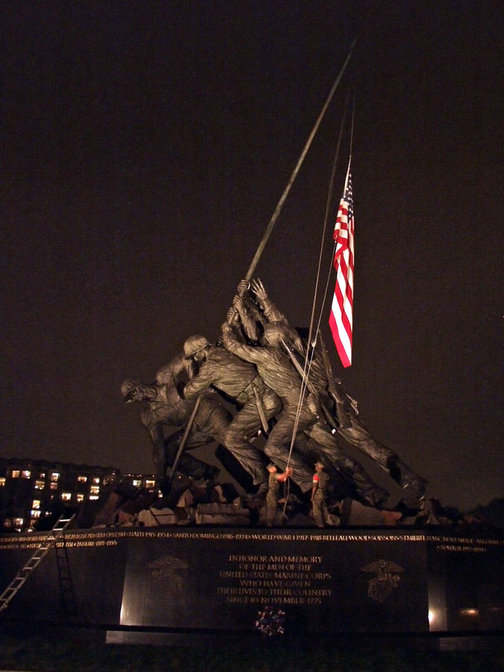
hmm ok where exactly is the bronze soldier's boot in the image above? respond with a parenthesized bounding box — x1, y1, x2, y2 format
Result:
(387, 457, 428, 500)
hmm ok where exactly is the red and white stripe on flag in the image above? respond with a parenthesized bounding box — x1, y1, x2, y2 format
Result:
(329, 168, 354, 367)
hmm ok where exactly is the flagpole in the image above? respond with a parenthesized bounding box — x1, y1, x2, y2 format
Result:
(243, 40, 356, 283)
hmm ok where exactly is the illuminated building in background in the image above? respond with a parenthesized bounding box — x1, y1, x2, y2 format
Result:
(0, 457, 125, 532)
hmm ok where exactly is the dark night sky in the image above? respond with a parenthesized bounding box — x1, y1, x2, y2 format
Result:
(2, 1, 503, 512)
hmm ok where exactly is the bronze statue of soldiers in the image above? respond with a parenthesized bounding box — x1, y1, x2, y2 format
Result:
(121, 352, 230, 490)
(182, 335, 282, 497)
(240, 279, 428, 506)
(225, 282, 390, 506)
(222, 318, 316, 495)
(329, 381, 428, 501)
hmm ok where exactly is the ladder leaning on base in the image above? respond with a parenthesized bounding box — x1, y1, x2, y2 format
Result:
(0, 513, 75, 612)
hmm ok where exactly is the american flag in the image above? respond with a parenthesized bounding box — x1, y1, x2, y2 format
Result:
(328, 164, 354, 367)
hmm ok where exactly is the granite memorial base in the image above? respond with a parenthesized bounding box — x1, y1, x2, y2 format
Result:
(1, 527, 503, 648)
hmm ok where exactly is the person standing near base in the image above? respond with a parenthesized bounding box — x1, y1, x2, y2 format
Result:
(265, 464, 292, 527)
(311, 460, 334, 528)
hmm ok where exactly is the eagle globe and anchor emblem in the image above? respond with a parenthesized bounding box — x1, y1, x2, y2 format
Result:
(148, 555, 189, 594)
(361, 559, 404, 602)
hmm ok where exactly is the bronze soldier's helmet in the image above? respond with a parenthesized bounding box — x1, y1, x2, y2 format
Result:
(262, 322, 304, 353)
(262, 322, 290, 344)
(183, 335, 211, 359)
(120, 378, 140, 402)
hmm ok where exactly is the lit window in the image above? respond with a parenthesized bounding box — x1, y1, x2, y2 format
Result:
(90, 485, 100, 495)
(76, 493, 84, 502)
(32, 499, 41, 509)
(89, 495, 99, 500)
(39, 472, 46, 479)
(132, 479, 142, 487)
(0, 477, 5, 487)
(50, 472, 60, 482)
(21, 470, 31, 479)
(77, 475, 88, 483)
(49, 481, 58, 491)
(14, 517, 24, 527)
(10, 470, 20, 478)
(34, 480, 45, 490)
(92, 476, 100, 484)
(61, 492, 72, 502)
(30, 510, 41, 518)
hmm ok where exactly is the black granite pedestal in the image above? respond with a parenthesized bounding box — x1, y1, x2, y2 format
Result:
(1, 526, 503, 648)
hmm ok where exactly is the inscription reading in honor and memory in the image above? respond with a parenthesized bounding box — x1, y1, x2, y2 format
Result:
(217, 554, 332, 605)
